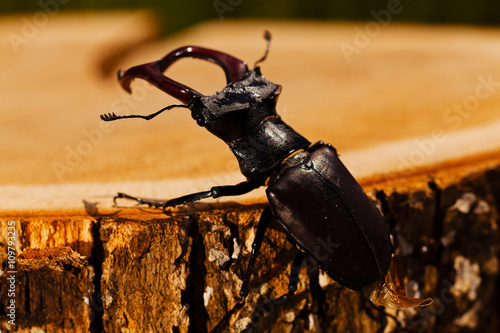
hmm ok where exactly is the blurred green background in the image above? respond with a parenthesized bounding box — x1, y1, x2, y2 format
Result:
(2, 0, 500, 35)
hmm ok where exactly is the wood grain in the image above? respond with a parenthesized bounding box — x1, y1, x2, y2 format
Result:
(1, 14, 500, 213)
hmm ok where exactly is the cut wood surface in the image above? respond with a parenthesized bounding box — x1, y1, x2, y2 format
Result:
(1, 11, 500, 333)
(1, 12, 500, 213)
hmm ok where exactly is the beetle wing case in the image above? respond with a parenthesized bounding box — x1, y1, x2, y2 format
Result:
(266, 142, 393, 290)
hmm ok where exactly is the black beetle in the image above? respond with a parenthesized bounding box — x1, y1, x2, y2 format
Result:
(101, 31, 431, 331)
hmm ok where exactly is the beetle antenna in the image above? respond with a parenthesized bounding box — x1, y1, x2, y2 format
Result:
(100, 104, 190, 122)
(253, 30, 272, 68)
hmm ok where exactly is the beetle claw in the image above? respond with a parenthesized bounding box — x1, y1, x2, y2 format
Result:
(113, 192, 172, 210)
(113, 192, 141, 206)
(100, 112, 117, 121)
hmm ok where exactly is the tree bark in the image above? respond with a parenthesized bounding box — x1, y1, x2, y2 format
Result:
(2, 163, 499, 332)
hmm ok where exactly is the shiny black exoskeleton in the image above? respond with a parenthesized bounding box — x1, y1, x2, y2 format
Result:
(101, 31, 395, 331)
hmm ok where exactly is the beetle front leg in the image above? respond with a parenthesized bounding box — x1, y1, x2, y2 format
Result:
(113, 180, 261, 209)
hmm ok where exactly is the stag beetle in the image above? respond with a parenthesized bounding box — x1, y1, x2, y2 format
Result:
(101, 31, 431, 331)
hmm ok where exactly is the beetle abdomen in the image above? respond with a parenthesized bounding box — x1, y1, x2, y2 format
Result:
(266, 142, 393, 290)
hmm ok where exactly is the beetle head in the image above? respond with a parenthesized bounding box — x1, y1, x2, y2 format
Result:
(117, 31, 281, 142)
(189, 68, 282, 141)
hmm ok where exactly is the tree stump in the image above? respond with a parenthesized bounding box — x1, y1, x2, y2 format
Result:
(1, 12, 500, 332)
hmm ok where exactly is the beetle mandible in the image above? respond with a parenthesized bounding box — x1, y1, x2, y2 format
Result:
(101, 31, 431, 331)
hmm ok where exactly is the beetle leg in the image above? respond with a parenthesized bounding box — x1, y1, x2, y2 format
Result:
(239, 206, 273, 301)
(113, 180, 261, 209)
(243, 250, 306, 332)
(209, 206, 272, 333)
